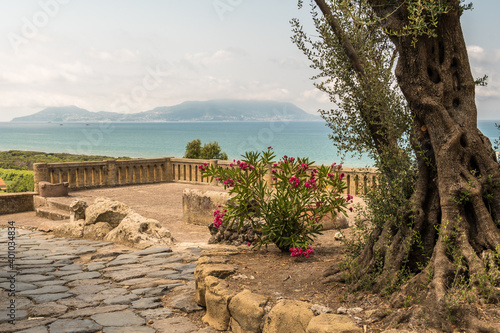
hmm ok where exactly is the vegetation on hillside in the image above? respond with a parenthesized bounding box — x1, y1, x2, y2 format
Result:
(0, 150, 129, 171)
(0, 169, 34, 193)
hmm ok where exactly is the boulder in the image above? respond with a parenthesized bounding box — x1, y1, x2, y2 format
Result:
(83, 222, 113, 239)
(183, 189, 231, 226)
(194, 263, 236, 307)
(229, 290, 268, 333)
(202, 276, 236, 331)
(53, 219, 85, 238)
(38, 181, 69, 197)
(85, 197, 132, 227)
(306, 314, 362, 333)
(104, 212, 174, 249)
(262, 300, 314, 333)
(69, 199, 88, 222)
(321, 214, 349, 230)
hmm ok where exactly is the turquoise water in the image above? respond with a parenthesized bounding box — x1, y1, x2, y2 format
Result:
(0, 120, 498, 167)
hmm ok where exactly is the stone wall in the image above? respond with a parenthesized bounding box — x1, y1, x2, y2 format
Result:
(0, 192, 36, 215)
(182, 189, 231, 226)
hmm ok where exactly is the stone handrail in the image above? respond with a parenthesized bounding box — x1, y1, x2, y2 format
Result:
(33, 158, 378, 195)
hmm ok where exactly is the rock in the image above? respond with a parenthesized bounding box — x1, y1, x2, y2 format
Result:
(48, 319, 102, 333)
(182, 188, 231, 226)
(170, 292, 204, 313)
(229, 289, 268, 333)
(337, 307, 348, 314)
(208, 219, 259, 246)
(53, 220, 85, 238)
(194, 263, 236, 307)
(83, 222, 113, 239)
(153, 317, 199, 333)
(263, 300, 314, 333)
(311, 304, 333, 315)
(334, 232, 344, 241)
(202, 276, 236, 331)
(69, 199, 88, 222)
(85, 197, 132, 227)
(321, 214, 349, 230)
(306, 314, 362, 333)
(91, 310, 145, 327)
(104, 212, 174, 249)
(37, 221, 64, 232)
(29, 302, 68, 317)
(347, 307, 363, 315)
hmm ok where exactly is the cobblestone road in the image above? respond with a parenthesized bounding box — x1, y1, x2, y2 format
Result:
(0, 228, 216, 333)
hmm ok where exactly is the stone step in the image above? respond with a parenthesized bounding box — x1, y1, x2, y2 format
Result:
(36, 207, 70, 221)
(34, 196, 73, 212)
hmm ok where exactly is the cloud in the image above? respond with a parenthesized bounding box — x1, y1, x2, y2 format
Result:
(86, 48, 138, 62)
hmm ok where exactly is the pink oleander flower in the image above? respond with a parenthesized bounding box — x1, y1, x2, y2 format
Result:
(346, 194, 353, 202)
(339, 172, 345, 181)
(267, 146, 273, 150)
(349, 207, 354, 212)
(247, 242, 251, 246)
(316, 201, 322, 208)
(288, 176, 300, 188)
(213, 208, 226, 228)
(273, 163, 278, 168)
(224, 178, 235, 187)
(289, 246, 314, 258)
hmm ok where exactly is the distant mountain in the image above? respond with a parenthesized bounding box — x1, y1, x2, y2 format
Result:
(11, 100, 320, 122)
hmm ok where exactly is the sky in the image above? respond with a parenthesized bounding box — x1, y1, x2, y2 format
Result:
(0, 0, 498, 122)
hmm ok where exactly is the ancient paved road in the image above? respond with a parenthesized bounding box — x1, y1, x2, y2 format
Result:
(0, 228, 217, 333)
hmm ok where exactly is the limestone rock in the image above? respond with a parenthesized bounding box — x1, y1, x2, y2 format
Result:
(85, 197, 132, 227)
(104, 212, 174, 249)
(321, 214, 349, 230)
(83, 222, 113, 239)
(306, 314, 362, 333)
(194, 263, 236, 307)
(202, 276, 236, 331)
(37, 221, 64, 232)
(69, 199, 88, 222)
(229, 289, 268, 333)
(53, 219, 85, 238)
(262, 300, 314, 333)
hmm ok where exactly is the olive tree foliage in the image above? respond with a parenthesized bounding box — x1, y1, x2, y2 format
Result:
(292, 0, 416, 247)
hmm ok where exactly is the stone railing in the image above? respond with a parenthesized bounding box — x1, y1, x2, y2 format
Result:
(0, 192, 37, 215)
(33, 158, 378, 194)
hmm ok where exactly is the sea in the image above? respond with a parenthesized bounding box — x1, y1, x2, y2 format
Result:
(0, 120, 498, 167)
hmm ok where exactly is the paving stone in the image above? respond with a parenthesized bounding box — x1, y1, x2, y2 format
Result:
(98, 287, 130, 296)
(103, 327, 155, 333)
(70, 284, 110, 295)
(59, 263, 83, 271)
(76, 293, 109, 303)
(141, 256, 184, 265)
(139, 307, 174, 320)
(85, 262, 106, 271)
(66, 278, 108, 287)
(52, 259, 75, 266)
(103, 264, 146, 272)
(16, 326, 49, 333)
(29, 302, 68, 317)
(18, 285, 69, 296)
(61, 305, 129, 319)
(32, 280, 67, 287)
(145, 269, 178, 278)
(57, 297, 99, 308)
(0, 296, 33, 310)
(0, 318, 56, 333)
(72, 246, 97, 255)
(44, 255, 80, 261)
(91, 310, 145, 327)
(140, 252, 176, 260)
(51, 270, 84, 277)
(164, 273, 194, 281)
(171, 263, 197, 272)
(90, 252, 126, 260)
(60, 271, 101, 281)
(107, 258, 138, 267)
(131, 287, 152, 295)
(0, 309, 28, 323)
(102, 294, 140, 305)
(16, 259, 54, 266)
(170, 293, 204, 313)
(17, 274, 55, 283)
(117, 277, 157, 286)
(152, 317, 199, 333)
(103, 268, 151, 282)
(131, 296, 162, 309)
(115, 253, 139, 260)
(134, 247, 172, 256)
(49, 318, 102, 333)
(0, 281, 37, 292)
(29, 293, 74, 304)
(18, 267, 56, 274)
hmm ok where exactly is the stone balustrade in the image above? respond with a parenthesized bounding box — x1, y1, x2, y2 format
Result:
(33, 157, 378, 195)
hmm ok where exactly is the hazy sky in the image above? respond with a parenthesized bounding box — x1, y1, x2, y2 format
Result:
(0, 0, 498, 122)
